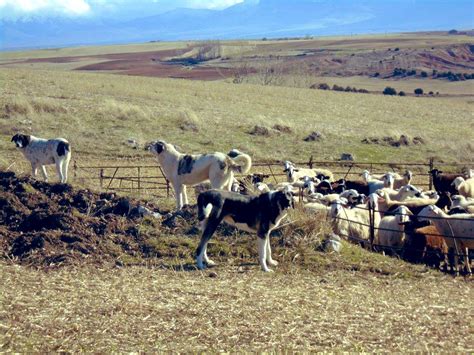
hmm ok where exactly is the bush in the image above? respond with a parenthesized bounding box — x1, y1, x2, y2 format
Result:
(414, 88, 424, 96)
(332, 84, 345, 92)
(317, 83, 330, 90)
(421, 71, 428, 78)
(383, 87, 397, 96)
(398, 91, 406, 96)
(429, 91, 434, 95)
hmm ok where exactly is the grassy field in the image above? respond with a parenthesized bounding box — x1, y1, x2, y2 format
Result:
(1, 67, 473, 172)
(1, 36, 473, 352)
(1, 252, 473, 352)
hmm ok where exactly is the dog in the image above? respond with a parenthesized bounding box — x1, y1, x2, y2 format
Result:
(196, 189, 294, 272)
(148, 140, 252, 209)
(11, 134, 71, 183)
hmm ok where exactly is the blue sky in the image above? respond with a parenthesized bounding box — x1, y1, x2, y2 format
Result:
(0, 0, 246, 20)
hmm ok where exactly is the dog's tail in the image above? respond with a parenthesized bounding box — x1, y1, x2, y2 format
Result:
(227, 150, 252, 174)
(197, 191, 220, 231)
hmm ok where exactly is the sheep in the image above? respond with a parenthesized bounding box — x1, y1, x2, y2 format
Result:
(304, 201, 331, 214)
(450, 195, 474, 214)
(375, 189, 439, 216)
(344, 179, 369, 196)
(417, 205, 474, 275)
(380, 184, 422, 202)
(329, 193, 381, 247)
(430, 169, 463, 194)
(451, 176, 474, 198)
(392, 170, 413, 190)
(402, 222, 449, 270)
(362, 170, 402, 181)
(283, 161, 334, 183)
(362, 171, 396, 194)
(375, 205, 412, 254)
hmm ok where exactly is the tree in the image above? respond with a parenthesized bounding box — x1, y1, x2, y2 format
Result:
(414, 88, 424, 96)
(383, 87, 397, 96)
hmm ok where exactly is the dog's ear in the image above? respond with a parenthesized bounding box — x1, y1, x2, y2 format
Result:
(154, 141, 165, 154)
(11, 134, 18, 142)
(22, 134, 31, 147)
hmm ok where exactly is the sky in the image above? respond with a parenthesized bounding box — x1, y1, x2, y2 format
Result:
(0, 0, 246, 20)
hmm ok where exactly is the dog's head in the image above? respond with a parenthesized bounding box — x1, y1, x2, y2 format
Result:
(275, 189, 294, 211)
(11, 134, 31, 148)
(147, 140, 167, 155)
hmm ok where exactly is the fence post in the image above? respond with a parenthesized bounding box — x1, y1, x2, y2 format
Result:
(428, 157, 434, 190)
(137, 166, 141, 195)
(308, 155, 313, 169)
(99, 169, 104, 189)
(369, 201, 375, 250)
(73, 160, 77, 179)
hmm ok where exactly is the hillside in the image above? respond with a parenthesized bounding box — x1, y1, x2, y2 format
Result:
(1, 67, 473, 174)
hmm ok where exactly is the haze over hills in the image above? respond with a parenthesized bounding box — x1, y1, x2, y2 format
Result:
(1, 0, 473, 50)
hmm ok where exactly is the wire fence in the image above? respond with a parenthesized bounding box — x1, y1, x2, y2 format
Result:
(71, 156, 468, 197)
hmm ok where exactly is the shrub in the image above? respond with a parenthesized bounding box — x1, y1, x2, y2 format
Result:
(383, 87, 397, 96)
(398, 91, 406, 96)
(414, 88, 424, 96)
(332, 84, 345, 92)
(317, 83, 330, 90)
(421, 71, 428, 78)
(429, 91, 434, 95)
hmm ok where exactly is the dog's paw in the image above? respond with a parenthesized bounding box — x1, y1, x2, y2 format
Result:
(262, 268, 274, 273)
(267, 259, 279, 266)
(206, 260, 216, 267)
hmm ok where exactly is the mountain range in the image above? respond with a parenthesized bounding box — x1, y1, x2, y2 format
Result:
(1, 0, 473, 50)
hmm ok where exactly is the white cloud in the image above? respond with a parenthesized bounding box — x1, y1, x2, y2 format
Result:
(0, 0, 91, 17)
(0, 0, 244, 20)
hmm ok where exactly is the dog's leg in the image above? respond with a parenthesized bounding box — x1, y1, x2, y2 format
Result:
(55, 161, 64, 183)
(31, 163, 38, 178)
(182, 185, 189, 206)
(40, 165, 49, 182)
(265, 235, 278, 266)
(196, 218, 221, 270)
(257, 236, 272, 272)
(174, 184, 183, 210)
(203, 245, 215, 266)
(61, 155, 70, 183)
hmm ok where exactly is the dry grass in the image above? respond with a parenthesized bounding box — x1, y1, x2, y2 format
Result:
(1, 259, 472, 352)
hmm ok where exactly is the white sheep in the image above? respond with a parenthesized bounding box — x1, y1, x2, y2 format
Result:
(379, 184, 422, 202)
(329, 194, 381, 247)
(390, 170, 413, 190)
(362, 170, 391, 194)
(450, 195, 474, 214)
(283, 161, 334, 183)
(418, 205, 474, 275)
(451, 176, 474, 198)
(375, 205, 412, 254)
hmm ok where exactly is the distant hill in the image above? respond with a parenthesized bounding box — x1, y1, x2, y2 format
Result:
(1, 0, 473, 50)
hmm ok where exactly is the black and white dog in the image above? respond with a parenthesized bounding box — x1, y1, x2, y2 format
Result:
(148, 140, 252, 209)
(196, 189, 294, 272)
(11, 134, 71, 183)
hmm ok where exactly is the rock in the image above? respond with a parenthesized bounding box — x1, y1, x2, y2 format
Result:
(208, 271, 218, 278)
(304, 131, 323, 142)
(272, 124, 292, 133)
(413, 136, 425, 145)
(340, 153, 354, 161)
(249, 125, 270, 136)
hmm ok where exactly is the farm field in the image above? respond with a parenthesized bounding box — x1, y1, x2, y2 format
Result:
(1, 32, 474, 352)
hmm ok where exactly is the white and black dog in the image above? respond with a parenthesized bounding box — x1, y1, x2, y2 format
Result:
(148, 140, 252, 209)
(11, 134, 71, 183)
(196, 189, 294, 272)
